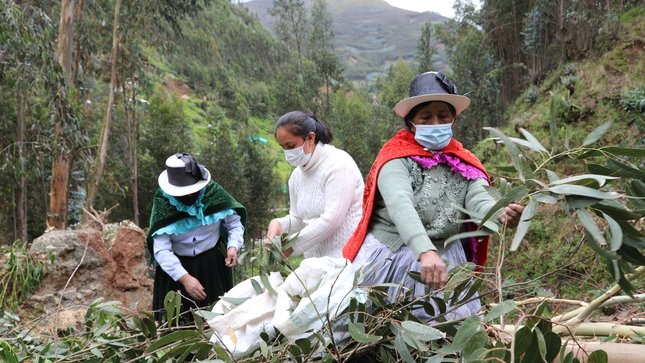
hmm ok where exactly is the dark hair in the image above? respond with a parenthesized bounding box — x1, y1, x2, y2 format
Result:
(404, 101, 457, 128)
(274, 111, 333, 144)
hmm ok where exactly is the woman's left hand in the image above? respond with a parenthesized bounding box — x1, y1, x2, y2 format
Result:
(225, 247, 238, 267)
(497, 203, 525, 228)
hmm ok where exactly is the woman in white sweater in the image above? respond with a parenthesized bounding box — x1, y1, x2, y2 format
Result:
(265, 111, 364, 258)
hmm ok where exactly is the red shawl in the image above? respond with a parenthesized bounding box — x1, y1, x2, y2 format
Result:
(342, 129, 492, 267)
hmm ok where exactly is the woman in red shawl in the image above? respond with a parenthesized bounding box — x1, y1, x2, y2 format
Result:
(342, 72, 523, 321)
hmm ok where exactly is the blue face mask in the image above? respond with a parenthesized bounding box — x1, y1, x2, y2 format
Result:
(414, 123, 453, 150)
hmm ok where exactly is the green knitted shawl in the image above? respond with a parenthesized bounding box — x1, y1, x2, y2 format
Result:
(146, 180, 247, 259)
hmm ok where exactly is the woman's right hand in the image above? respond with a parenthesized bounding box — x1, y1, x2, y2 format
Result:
(264, 219, 284, 244)
(419, 250, 448, 290)
(178, 274, 206, 301)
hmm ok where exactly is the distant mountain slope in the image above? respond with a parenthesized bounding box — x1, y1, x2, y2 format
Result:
(239, 0, 448, 82)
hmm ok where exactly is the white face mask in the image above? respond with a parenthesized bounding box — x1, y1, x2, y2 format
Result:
(284, 138, 313, 167)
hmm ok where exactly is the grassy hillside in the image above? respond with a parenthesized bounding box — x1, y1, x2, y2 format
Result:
(473, 6, 644, 300)
(241, 0, 448, 82)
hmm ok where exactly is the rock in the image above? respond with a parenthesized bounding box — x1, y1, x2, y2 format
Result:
(21, 222, 154, 334)
(29, 229, 107, 274)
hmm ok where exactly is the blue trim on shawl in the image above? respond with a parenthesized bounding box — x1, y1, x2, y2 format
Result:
(152, 189, 235, 236)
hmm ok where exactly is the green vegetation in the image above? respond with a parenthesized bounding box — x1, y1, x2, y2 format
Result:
(0, 241, 44, 311)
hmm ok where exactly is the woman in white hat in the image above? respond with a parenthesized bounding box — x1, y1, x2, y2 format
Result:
(147, 153, 247, 322)
(342, 71, 524, 321)
(264, 111, 364, 259)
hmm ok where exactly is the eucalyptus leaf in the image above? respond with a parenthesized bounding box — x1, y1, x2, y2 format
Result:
(549, 184, 621, 199)
(565, 195, 602, 209)
(549, 174, 619, 187)
(260, 273, 277, 297)
(425, 354, 446, 363)
(445, 230, 493, 245)
(534, 192, 559, 204)
(400, 331, 425, 351)
(450, 316, 481, 352)
(251, 279, 264, 295)
(485, 127, 534, 180)
(601, 146, 645, 157)
(463, 331, 489, 361)
(509, 136, 545, 152)
(593, 200, 641, 220)
(145, 331, 202, 353)
(617, 244, 645, 265)
(577, 208, 607, 246)
(518, 127, 548, 152)
(535, 328, 548, 362)
(588, 349, 609, 363)
(544, 331, 562, 363)
(510, 197, 538, 251)
(400, 321, 445, 341)
(348, 322, 382, 344)
(629, 179, 645, 197)
(453, 205, 500, 232)
(513, 326, 534, 359)
(607, 159, 645, 179)
(480, 185, 528, 224)
(545, 169, 559, 183)
(583, 231, 618, 260)
(601, 212, 623, 252)
(483, 300, 516, 323)
(587, 163, 618, 176)
(582, 121, 612, 146)
(395, 333, 416, 363)
(621, 229, 645, 249)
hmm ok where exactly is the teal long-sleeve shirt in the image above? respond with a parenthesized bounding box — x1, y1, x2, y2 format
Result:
(368, 157, 500, 259)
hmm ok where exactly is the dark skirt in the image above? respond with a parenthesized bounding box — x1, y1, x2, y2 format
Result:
(152, 243, 232, 323)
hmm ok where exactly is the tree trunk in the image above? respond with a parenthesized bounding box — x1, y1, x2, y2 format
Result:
(124, 72, 139, 225)
(71, 0, 85, 86)
(85, 0, 122, 211)
(48, 0, 76, 230)
(56, 0, 75, 82)
(16, 92, 28, 242)
(48, 153, 70, 229)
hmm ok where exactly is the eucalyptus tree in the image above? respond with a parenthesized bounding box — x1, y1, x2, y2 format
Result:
(434, 2, 502, 147)
(309, 0, 344, 116)
(416, 22, 435, 74)
(0, 2, 53, 241)
(268, 0, 309, 63)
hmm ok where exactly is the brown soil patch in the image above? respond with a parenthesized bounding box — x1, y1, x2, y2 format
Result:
(162, 78, 193, 99)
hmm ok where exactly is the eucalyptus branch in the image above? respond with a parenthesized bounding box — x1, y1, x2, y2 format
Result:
(496, 223, 507, 329)
(490, 297, 588, 308)
(553, 266, 645, 334)
(552, 294, 645, 323)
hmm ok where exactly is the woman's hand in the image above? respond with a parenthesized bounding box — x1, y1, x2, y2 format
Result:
(419, 250, 448, 290)
(225, 247, 238, 267)
(178, 274, 206, 301)
(264, 219, 284, 244)
(497, 203, 525, 228)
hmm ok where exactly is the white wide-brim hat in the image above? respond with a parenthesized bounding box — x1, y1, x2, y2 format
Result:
(158, 153, 211, 196)
(394, 71, 471, 118)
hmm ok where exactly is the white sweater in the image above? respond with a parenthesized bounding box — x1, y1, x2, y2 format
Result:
(276, 143, 364, 258)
